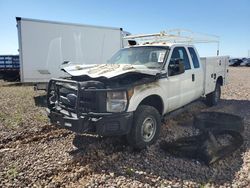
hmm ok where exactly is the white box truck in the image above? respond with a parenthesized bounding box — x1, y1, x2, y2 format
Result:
(46, 31, 229, 149)
(16, 17, 127, 89)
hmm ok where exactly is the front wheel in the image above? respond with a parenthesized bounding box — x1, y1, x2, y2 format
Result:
(205, 82, 221, 106)
(126, 105, 161, 149)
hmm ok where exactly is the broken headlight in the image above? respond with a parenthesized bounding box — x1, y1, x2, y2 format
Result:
(106, 91, 127, 112)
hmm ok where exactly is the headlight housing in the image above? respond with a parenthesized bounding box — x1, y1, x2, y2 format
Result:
(106, 91, 127, 112)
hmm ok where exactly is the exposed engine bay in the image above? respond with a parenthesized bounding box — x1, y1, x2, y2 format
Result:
(70, 71, 159, 89)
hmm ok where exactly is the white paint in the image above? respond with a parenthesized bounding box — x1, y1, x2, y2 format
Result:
(61, 43, 228, 115)
(63, 64, 159, 78)
(127, 44, 229, 114)
(16, 18, 123, 82)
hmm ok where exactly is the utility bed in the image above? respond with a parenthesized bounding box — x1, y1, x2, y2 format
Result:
(201, 56, 229, 95)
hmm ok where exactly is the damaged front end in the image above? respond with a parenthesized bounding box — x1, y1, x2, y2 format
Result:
(46, 70, 159, 136)
(47, 45, 168, 136)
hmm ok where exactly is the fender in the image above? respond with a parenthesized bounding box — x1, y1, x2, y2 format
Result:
(127, 81, 166, 113)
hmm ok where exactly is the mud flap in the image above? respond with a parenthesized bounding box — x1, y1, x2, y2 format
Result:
(160, 112, 244, 165)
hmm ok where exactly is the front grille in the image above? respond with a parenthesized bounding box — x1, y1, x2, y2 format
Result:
(79, 91, 97, 112)
(47, 79, 106, 117)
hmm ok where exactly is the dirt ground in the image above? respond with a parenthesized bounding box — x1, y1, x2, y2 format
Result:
(0, 67, 249, 188)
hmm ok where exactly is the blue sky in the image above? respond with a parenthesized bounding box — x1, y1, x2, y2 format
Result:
(0, 0, 249, 57)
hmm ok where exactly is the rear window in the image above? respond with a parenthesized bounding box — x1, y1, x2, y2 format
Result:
(188, 47, 200, 68)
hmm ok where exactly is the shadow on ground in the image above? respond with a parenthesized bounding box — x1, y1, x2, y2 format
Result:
(1, 82, 33, 87)
(68, 98, 249, 186)
(34, 95, 47, 107)
(0, 73, 20, 82)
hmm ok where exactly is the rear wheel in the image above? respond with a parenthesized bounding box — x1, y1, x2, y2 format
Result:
(126, 105, 161, 149)
(206, 82, 221, 106)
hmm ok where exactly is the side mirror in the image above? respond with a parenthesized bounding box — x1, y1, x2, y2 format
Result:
(177, 59, 185, 74)
(168, 58, 185, 76)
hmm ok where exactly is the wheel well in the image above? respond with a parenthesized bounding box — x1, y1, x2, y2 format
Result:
(217, 76, 223, 86)
(139, 95, 163, 115)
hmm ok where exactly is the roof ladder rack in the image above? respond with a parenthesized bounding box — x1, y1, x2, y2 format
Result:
(124, 29, 220, 55)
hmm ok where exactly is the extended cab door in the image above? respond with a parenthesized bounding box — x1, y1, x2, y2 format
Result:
(187, 47, 204, 99)
(166, 46, 196, 112)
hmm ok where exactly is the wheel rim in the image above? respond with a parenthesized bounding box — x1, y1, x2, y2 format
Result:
(141, 117, 156, 142)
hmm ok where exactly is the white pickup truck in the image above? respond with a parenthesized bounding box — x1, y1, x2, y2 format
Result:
(47, 41, 229, 149)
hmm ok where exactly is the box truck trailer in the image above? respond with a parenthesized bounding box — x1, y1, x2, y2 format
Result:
(16, 17, 127, 89)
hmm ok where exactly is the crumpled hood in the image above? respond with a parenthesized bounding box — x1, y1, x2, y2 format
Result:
(62, 64, 160, 79)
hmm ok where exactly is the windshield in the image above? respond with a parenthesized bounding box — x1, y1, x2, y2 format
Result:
(107, 46, 169, 69)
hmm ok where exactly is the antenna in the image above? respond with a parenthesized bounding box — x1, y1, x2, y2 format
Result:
(124, 29, 220, 55)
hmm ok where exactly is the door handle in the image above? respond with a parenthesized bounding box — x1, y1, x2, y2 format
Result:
(192, 74, 195, 82)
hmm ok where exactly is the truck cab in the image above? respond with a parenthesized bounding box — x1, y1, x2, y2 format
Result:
(47, 41, 228, 149)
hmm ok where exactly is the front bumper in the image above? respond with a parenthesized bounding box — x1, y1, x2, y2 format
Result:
(48, 109, 133, 136)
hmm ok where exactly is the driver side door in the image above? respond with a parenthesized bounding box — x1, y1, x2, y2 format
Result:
(166, 47, 196, 112)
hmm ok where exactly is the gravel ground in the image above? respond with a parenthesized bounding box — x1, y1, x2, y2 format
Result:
(0, 67, 249, 187)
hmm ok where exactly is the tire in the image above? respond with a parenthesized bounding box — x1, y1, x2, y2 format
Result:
(126, 105, 161, 149)
(205, 82, 221, 107)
